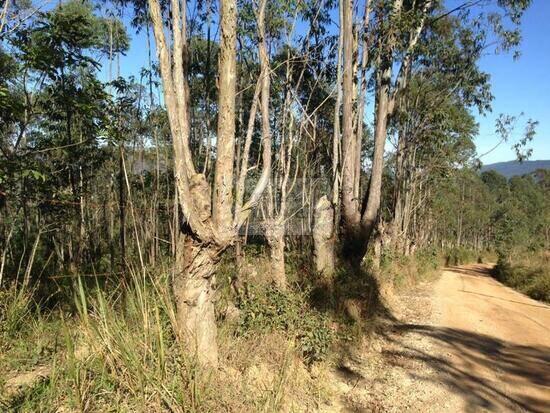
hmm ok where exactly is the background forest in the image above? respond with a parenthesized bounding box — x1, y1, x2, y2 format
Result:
(0, 0, 548, 411)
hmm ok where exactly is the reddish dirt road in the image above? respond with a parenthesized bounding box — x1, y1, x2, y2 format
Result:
(325, 264, 550, 412)
(430, 264, 550, 412)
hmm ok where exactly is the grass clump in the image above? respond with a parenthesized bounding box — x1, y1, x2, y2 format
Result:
(493, 252, 550, 302)
(378, 247, 441, 291)
(0, 284, 34, 344)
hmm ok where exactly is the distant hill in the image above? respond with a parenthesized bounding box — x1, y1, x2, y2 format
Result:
(480, 160, 550, 179)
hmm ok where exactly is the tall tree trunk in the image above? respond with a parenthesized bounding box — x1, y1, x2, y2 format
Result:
(118, 145, 126, 266)
(340, 0, 362, 262)
(360, 58, 391, 252)
(257, 0, 289, 289)
(354, 0, 371, 203)
(148, 0, 270, 367)
(337, 0, 430, 266)
(148, 0, 219, 365)
(212, 0, 237, 242)
(331, 0, 343, 208)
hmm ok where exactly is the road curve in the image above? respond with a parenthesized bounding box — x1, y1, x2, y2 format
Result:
(432, 264, 550, 412)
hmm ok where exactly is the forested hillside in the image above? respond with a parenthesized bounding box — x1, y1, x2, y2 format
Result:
(481, 159, 550, 178)
(1, 0, 548, 411)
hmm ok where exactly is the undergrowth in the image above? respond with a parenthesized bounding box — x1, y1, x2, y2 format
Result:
(493, 252, 550, 303)
(0, 245, 465, 412)
(379, 247, 441, 291)
(443, 247, 497, 266)
(236, 284, 333, 364)
(0, 262, 334, 412)
(444, 247, 477, 266)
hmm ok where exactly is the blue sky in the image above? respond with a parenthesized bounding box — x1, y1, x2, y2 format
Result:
(473, 0, 550, 164)
(107, 0, 549, 165)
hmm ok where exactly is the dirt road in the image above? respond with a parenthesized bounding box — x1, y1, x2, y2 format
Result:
(329, 264, 550, 412)
(429, 264, 550, 412)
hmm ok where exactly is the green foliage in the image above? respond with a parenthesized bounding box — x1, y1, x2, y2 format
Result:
(494, 254, 550, 302)
(489, 174, 547, 256)
(96, 18, 130, 56)
(237, 285, 333, 363)
(481, 170, 508, 197)
(445, 247, 477, 266)
(415, 247, 440, 273)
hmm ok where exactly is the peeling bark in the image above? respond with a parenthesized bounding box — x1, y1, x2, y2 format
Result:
(212, 0, 237, 240)
(174, 234, 220, 366)
(313, 196, 335, 277)
(147, 0, 271, 367)
(264, 219, 286, 289)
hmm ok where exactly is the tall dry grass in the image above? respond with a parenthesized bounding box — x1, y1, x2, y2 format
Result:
(1, 262, 332, 412)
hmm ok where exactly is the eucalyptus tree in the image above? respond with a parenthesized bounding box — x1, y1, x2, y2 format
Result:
(257, 0, 326, 288)
(495, 174, 547, 257)
(335, 0, 532, 266)
(386, 11, 494, 254)
(146, 0, 272, 366)
(338, 0, 434, 265)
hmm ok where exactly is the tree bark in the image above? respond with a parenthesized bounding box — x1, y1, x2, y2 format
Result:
(257, 0, 292, 290)
(313, 196, 335, 276)
(335, 0, 432, 267)
(339, 0, 365, 264)
(264, 219, 286, 289)
(331, 0, 343, 208)
(360, 59, 391, 251)
(147, 0, 271, 367)
(174, 234, 220, 366)
(340, 0, 360, 235)
(354, 0, 371, 203)
(212, 0, 237, 241)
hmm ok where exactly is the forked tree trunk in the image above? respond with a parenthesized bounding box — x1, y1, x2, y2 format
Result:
(174, 234, 220, 366)
(337, 0, 430, 267)
(257, 0, 292, 291)
(148, 0, 271, 367)
(359, 60, 391, 252)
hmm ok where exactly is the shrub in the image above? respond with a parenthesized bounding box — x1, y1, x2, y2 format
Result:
(236, 285, 333, 363)
(375, 247, 442, 292)
(445, 247, 476, 266)
(416, 247, 440, 274)
(494, 253, 550, 303)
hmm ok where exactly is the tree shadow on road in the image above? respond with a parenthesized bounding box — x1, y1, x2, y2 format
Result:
(381, 323, 550, 413)
(444, 264, 494, 277)
(444, 264, 550, 310)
